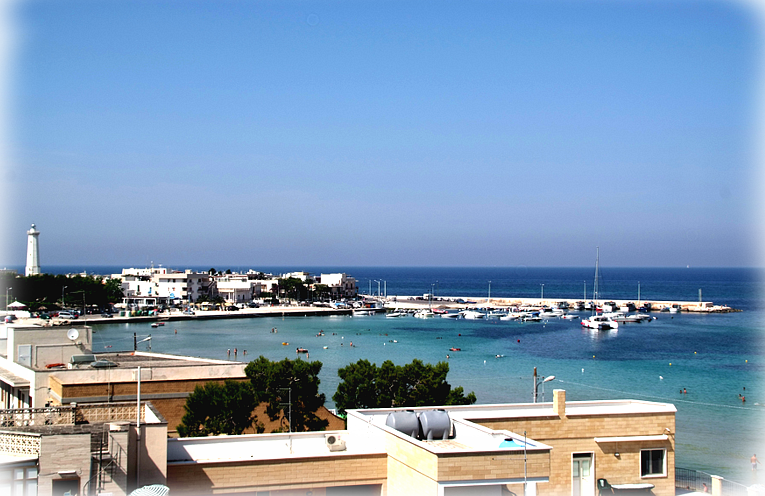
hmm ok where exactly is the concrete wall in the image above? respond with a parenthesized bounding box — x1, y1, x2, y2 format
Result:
(38, 433, 92, 496)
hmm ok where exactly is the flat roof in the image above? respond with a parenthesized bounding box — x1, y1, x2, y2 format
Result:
(48, 351, 246, 384)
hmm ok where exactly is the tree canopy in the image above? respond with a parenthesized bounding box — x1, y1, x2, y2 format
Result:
(176, 380, 258, 437)
(245, 356, 328, 432)
(0, 273, 124, 311)
(332, 359, 477, 415)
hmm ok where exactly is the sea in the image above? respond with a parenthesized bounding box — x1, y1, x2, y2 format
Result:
(35, 266, 765, 484)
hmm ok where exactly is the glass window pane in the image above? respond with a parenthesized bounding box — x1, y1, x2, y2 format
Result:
(13, 469, 24, 480)
(641, 451, 650, 476)
(0, 470, 10, 481)
(26, 467, 37, 478)
(652, 451, 663, 474)
(582, 459, 591, 477)
(573, 462, 579, 477)
(26, 479, 37, 496)
(14, 481, 24, 494)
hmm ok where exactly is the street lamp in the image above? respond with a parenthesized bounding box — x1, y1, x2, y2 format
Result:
(533, 367, 555, 403)
(62, 286, 68, 308)
(5, 287, 11, 310)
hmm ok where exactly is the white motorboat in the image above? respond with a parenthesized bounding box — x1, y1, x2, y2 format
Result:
(460, 310, 485, 320)
(386, 311, 408, 318)
(581, 315, 619, 330)
(441, 312, 461, 319)
(413, 309, 435, 318)
(561, 314, 579, 320)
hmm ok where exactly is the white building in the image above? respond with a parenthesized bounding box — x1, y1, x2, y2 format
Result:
(319, 273, 358, 298)
(118, 269, 212, 307)
(215, 280, 252, 304)
(25, 224, 40, 276)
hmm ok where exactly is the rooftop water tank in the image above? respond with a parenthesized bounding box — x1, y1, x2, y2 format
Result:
(385, 410, 420, 438)
(419, 409, 451, 441)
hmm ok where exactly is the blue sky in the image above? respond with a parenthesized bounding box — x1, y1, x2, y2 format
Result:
(1, 0, 762, 267)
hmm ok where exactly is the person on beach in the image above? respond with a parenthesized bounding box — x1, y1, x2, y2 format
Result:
(752, 454, 760, 471)
(703, 483, 708, 493)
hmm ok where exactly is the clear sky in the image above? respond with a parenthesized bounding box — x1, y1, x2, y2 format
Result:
(1, 0, 763, 267)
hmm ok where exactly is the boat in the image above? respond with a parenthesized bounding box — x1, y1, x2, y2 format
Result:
(669, 304, 681, 314)
(581, 247, 618, 330)
(460, 310, 485, 320)
(449, 347, 461, 351)
(151, 323, 160, 328)
(561, 314, 579, 320)
(441, 312, 461, 319)
(386, 311, 408, 318)
(353, 309, 375, 316)
(581, 315, 619, 330)
(296, 348, 309, 353)
(432, 308, 448, 315)
(413, 309, 435, 318)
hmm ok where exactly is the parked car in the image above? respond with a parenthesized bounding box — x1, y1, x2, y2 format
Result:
(57, 311, 78, 319)
(226, 305, 239, 311)
(100, 312, 113, 318)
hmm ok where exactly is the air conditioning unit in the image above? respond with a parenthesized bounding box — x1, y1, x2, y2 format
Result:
(325, 433, 346, 452)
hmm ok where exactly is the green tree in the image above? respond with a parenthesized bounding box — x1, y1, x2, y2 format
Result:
(176, 380, 258, 437)
(246, 356, 328, 432)
(277, 277, 307, 301)
(104, 277, 124, 303)
(333, 359, 476, 415)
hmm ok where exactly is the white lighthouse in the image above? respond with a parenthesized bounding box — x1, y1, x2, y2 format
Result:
(25, 224, 40, 276)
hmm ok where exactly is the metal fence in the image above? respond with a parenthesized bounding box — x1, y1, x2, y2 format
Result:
(676, 467, 764, 496)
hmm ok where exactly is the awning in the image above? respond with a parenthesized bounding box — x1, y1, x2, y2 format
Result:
(0, 369, 30, 388)
(129, 484, 169, 496)
(594, 435, 669, 443)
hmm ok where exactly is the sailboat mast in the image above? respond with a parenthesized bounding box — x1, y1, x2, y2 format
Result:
(594, 247, 599, 307)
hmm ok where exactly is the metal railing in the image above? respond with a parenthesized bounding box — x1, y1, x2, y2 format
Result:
(676, 467, 764, 496)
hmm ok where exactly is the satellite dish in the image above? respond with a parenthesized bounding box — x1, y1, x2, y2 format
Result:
(67, 328, 79, 341)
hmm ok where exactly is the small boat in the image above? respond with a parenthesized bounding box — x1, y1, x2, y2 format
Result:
(151, 323, 160, 328)
(460, 310, 485, 320)
(296, 348, 309, 353)
(282, 342, 289, 345)
(413, 309, 435, 318)
(669, 304, 681, 314)
(432, 308, 448, 315)
(441, 312, 461, 319)
(449, 347, 461, 351)
(561, 314, 579, 320)
(581, 315, 618, 330)
(386, 311, 408, 318)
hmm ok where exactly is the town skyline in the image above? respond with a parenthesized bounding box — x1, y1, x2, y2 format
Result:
(1, 1, 763, 268)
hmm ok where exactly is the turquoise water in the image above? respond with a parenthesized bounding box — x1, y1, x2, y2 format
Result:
(72, 266, 762, 483)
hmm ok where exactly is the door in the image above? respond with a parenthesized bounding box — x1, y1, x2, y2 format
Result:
(572, 453, 594, 496)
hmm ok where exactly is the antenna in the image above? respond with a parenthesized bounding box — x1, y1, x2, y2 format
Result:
(67, 328, 79, 341)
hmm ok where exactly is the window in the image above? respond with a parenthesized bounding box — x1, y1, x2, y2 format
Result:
(0, 463, 37, 496)
(641, 449, 666, 477)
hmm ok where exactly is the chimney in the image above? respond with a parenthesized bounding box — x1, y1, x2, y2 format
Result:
(553, 389, 566, 418)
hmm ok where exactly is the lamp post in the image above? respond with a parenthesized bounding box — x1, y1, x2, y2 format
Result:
(62, 286, 68, 309)
(533, 367, 555, 403)
(540, 284, 544, 301)
(5, 287, 11, 310)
